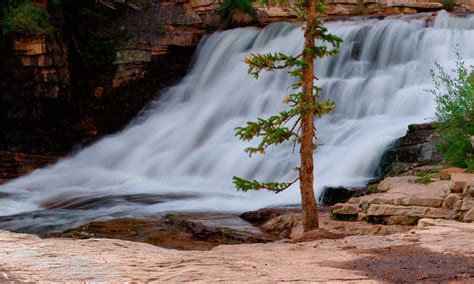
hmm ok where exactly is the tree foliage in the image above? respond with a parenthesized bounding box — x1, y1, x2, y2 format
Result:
(233, 0, 343, 193)
(1, 1, 55, 36)
(217, 0, 255, 22)
(429, 53, 474, 171)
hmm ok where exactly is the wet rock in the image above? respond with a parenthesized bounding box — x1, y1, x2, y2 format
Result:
(320, 186, 369, 205)
(240, 208, 300, 224)
(52, 214, 273, 251)
(0, 151, 57, 179)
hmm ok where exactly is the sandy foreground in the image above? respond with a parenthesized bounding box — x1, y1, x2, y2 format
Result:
(0, 218, 473, 283)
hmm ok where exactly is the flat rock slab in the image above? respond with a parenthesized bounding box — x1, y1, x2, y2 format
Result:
(0, 219, 473, 282)
(367, 204, 456, 219)
(352, 177, 450, 208)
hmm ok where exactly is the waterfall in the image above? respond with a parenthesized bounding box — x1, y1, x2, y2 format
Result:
(1, 11, 473, 233)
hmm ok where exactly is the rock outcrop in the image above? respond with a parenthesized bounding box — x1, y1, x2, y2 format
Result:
(332, 168, 474, 224)
(2, 217, 473, 282)
(376, 123, 443, 177)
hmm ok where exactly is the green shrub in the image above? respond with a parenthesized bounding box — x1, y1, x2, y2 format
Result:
(442, 0, 456, 11)
(415, 169, 434, 184)
(218, 0, 255, 22)
(353, 1, 368, 15)
(2, 3, 55, 36)
(429, 54, 474, 170)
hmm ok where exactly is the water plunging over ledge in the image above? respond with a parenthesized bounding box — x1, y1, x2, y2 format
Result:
(1, 11, 474, 233)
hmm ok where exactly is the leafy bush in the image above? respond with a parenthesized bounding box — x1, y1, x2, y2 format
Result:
(429, 54, 474, 170)
(353, 0, 369, 15)
(2, 3, 55, 36)
(442, 0, 456, 11)
(415, 169, 434, 184)
(217, 0, 255, 22)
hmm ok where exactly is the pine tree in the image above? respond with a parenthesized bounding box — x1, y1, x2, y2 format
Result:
(233, 0, 342, 231)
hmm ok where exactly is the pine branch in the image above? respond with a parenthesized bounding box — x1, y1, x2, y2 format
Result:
(233, 176, 299, 193)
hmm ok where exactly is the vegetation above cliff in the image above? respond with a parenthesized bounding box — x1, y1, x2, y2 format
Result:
(1, 1, 55, 36)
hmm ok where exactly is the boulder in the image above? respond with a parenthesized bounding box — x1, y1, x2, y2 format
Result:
(332, 203, 359, 215)
(465, 184, 474, 197)
(440, 167, 466, 180)
(320, 186, 368, 205)
(376, 123, 442, 177)
(367, 204, 456, 220)
(377, 176, 417, 192)
(461, 198, 474, 211)
(453, 200, 464, 212)
(380, 215, 419, 226)
(261, 214, 301, 238)
(442, 193, 462, 210)
(240, 208, 300, 224)
(356, 179, 447, 208)
(464, 209, 474, 222)
(451, 173, 474, 194)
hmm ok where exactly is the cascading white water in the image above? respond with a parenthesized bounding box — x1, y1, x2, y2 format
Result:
(1, 11, 474, 232)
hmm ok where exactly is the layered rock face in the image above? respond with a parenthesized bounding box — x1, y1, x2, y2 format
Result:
(0, 0, 222, 179)
(332, 168, 474, 224)
(377, 123, 443, 177)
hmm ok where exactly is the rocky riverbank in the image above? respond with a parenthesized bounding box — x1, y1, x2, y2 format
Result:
(0, 218, 472, 282)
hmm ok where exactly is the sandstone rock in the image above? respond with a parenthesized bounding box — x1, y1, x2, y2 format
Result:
(190, 0, 218, 8)
(356, 179, 447, 209)
(261, 214, 301, 238)
(470, 136, 474, 149)
(461, 198, 474, 211)
(450, 173, 474, 194)
(377, 176, 417, 192)
(440, 167, 466, 180)
(451, 173, 474, 184)
(256, 7, 298, 23)
(387, 2, 443, 9)
(357, 212, 368, 221)
(367, 204, 456, 220)
(453, 199, 464, 212)
(240, 208, 300, 224)
(13, 37, 47, 55)
(332, 203, 359, 215)
(381, 215, 419, 226)
(442, 193, 462, 210)
(464, 208, 474, 222)
(465, 184, 474, 197)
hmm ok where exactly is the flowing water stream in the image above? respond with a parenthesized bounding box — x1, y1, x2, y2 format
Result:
(1, 11, 474, 233)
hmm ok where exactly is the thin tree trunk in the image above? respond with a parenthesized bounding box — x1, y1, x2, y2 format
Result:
(299, 0, 319, 231)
